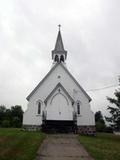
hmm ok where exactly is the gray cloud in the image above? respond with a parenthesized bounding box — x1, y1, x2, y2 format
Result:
(0, 0, 120, 116)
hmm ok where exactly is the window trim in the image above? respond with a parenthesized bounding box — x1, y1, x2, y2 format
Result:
(77, 102, 80, 115)
(38, 102, 41, 114)
(76, 100, 81, 115)
(36, 100, 42, 115)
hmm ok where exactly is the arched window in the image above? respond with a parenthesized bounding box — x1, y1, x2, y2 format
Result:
(77, 102, 80, 115)
(60, 55, 64, 62)
(54, 55, 59, 62)
(38, 102, 41, 114)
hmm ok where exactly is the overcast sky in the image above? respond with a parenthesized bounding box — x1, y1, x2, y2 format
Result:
(0, 0, 120, 115)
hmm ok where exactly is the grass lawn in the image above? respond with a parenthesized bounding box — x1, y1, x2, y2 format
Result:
(78, 132, 120, 160)
(0, 128, 46, 160)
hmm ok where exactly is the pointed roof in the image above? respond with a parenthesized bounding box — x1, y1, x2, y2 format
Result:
(52, 27, 67, 59)
(44, 83, 74, 104)
(54, 30, 65, 51)
(26, 63, 92, 102)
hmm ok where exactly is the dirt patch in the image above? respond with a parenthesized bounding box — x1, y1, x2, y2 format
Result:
(0, 136, 10, 143)
(0, 148, 23, 157)
(8, 149, 23, 156)
(0, 136, 23, 156)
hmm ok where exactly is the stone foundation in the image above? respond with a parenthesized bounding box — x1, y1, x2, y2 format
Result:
(22, 125, 42, 131)
(77, 126, 96, 135)
(22, 124, 96, 135)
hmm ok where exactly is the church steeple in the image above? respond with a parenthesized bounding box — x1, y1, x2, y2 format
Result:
(52, 25, 67, 63)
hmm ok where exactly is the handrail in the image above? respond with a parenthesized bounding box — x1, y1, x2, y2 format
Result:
(73, 111, 77, 121)
(42, 110, 47, 121)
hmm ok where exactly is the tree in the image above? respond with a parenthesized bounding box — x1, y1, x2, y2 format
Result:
(2, 120, 10, 127)
(0, 106, 6, 126)
(95, 111, 105, 123)
(106, 87, 120, 131)
(95, 111, 106, 132)
(5, 109, 12, 121)
(12, 117, 21, 128)
(11, 105, 23, 127)
(0, 105, 23, 128)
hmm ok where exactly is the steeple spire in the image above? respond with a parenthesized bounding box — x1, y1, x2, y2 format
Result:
(52, 25, 67, 63)
(54, 28, 64, 51)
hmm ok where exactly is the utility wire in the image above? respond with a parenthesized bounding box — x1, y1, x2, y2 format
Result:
(87, 84, 119, 92)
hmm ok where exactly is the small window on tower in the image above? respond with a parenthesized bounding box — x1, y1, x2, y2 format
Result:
(77, 102, 80, 115)
(60, 55, 64, 62)
(55, 55, 59, 62)
(38, 102, 41, 114)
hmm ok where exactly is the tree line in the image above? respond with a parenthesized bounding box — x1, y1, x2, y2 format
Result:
(0, 105, 23, 128)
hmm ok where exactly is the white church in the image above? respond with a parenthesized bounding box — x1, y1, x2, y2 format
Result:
(23, 27, 95, 134)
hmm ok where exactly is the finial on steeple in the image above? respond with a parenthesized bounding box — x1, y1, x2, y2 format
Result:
(58, 24, 61, 31)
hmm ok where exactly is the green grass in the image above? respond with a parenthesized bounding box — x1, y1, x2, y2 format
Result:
(78, 133, 120, 160)
(0, 128, 46, 160)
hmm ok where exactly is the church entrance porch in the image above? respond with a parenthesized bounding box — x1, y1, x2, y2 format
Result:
(46, 88, 74, 122)
(42, 120, 77, 133)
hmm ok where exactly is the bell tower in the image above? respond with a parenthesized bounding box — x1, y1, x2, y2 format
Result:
(52, 25, 67, 64)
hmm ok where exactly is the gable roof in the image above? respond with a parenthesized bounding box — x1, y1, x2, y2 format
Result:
(26, 63, 59, 101)
(60, 64, 92, 102)
(26, 63, 91, 102)
(44, 82, 74, 104)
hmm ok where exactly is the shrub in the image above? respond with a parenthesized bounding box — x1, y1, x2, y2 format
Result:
(12, 117, 21, 128)
(96, 121, 105, 132)
(2, 120, 10, 127)
(104, 126, 113, 133)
